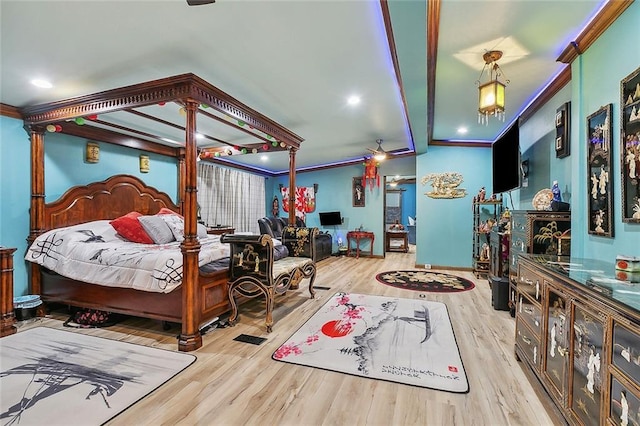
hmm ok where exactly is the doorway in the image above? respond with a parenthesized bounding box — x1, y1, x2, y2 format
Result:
(383, 175, 416, 254)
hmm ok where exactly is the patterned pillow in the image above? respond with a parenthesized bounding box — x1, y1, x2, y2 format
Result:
(138, 215, 176, 244)
(160, 214, 185, 242)
(157, 207, 183, 218)
(109, 211, 154, 244)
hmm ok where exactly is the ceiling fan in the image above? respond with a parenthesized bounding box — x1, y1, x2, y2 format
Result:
(367, 139, 387, 161)
(186, 0, 215, 5)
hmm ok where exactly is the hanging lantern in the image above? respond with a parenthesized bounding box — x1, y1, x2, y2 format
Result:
(46, 124, 56, 132)
(74, 117, 85, 125)
(362, 157, 380, 190)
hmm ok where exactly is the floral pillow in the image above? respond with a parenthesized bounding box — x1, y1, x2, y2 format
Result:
(160, 214, 185, 242)
(109, 211, 154, 244)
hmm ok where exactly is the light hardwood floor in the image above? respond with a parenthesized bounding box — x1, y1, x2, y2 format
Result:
(17, 251, 556, 426)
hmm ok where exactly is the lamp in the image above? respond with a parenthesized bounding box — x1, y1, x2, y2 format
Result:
(139, 155, 150, 173)
(477, 50, 509, 125)
(85, 142, 99, 163)
(369, 139, 387, 161)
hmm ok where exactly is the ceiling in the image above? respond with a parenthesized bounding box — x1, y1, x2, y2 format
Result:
(0, 0, 607, 175)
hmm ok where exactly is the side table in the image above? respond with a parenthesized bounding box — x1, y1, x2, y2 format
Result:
(207, 226, 235, 235)
(386, 231, 408, 252)
(1, 247, 17, 337)
(346, 231, 374, 258)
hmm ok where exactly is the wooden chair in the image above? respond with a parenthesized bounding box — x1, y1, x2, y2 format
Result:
(221, 227, 318, 332)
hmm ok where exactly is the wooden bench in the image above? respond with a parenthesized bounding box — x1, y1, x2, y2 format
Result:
(220, 226, 318, 332)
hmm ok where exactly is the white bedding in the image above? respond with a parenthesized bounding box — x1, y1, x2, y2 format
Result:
(25, 220, 230, 293)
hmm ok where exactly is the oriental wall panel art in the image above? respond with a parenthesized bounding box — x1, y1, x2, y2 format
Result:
(621, 66, 640, 223)
(587, 104, 613, 237)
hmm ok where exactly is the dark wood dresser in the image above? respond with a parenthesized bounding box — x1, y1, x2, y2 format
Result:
(509, 210, 571, 313)
(515, 254, 640, 425)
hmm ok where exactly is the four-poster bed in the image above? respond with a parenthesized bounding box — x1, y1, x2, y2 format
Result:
(19, 73, 304, 351)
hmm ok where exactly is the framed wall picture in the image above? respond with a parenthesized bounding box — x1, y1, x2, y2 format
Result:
(352, 177, 365, 207)
(587, 104, 613, 237)
(620, 65, 640, 223)
(555, 102, 570, 158)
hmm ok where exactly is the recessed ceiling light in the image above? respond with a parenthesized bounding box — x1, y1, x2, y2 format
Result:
(196, 133, 204, 140)
(347, 95, 361, 106)
(457, 127, 468, 134)
(261, 155, 269, 161)
(31, 79, 53, 89)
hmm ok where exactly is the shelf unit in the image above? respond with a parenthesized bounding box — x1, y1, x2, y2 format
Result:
(472, 200, 503, 278)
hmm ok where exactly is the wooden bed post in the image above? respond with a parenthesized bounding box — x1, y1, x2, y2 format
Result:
(27, 125, 46, 297)
(179, 99, 202, 352)
(177, 149, 186, 214)
(288, 147, 297, 226)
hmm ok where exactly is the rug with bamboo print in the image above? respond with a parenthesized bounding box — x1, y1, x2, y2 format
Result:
(0, 327, 195, 426)
(273, 292, 469, 393)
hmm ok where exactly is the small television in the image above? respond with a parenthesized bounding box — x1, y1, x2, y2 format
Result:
(319, 211, 342, 226)
(492, 121, 521, 194)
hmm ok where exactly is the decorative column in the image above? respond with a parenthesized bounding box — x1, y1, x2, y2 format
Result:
(177, 148, 186, 214)
(27, 126, 45, 297)
(0, 247, 17, 337)
(178, 100, 202, 352)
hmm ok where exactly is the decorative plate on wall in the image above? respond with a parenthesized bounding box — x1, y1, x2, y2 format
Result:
(532, 188, 553, 210)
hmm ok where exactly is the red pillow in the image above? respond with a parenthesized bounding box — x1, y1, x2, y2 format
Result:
(157, 207, 183, 218)
(110, 211, 154, 244)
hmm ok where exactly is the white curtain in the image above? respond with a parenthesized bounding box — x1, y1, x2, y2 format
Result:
(197, 162, 265, 234)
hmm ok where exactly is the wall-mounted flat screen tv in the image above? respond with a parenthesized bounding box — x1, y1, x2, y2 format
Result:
(492, 121, 521, 194)
(319, 211, 342, 226)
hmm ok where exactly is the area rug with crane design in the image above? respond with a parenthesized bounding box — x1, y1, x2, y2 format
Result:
(272, 292, 469, 393)
(375, 270, 475, 293)
(0, 327, 195, 425)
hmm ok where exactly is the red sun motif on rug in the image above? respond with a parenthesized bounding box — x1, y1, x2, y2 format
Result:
(375, 270, 475, 293)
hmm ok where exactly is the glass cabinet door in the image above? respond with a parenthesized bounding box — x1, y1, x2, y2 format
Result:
(544, 286, 569, 403)
(570, 303, 605, 426)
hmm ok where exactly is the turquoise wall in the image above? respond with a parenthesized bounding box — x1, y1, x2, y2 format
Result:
(43, 132, 178, 201)
(1, 116, 31, 297)
(514, 84, 573, 210)
(509, 2, 639, 260)
(416, 145, 492, 268)
(0, 116, 179, 296)
(268, 155, 416, 255)
(397, 182, 416, 226)
(571, 2, 639, 259)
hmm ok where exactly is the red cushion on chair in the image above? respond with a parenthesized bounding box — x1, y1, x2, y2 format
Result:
(110, 211, 154, 244)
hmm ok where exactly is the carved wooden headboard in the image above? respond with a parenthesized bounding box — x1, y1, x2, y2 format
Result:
(43, 174, 180, 230)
